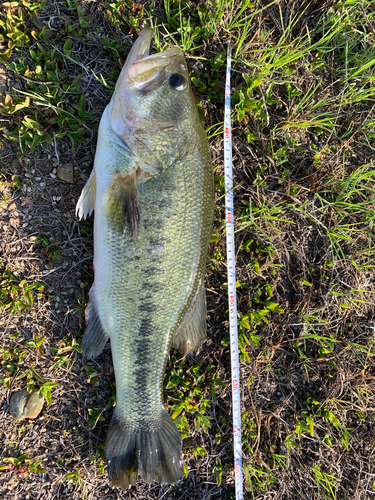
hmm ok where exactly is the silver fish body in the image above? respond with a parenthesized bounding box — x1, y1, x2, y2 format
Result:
(76, 28, 214, 488)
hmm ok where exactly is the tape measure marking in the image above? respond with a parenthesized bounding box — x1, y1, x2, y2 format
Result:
(224, 45, 244, 500)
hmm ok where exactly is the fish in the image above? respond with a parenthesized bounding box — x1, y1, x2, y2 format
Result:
(76, 27, 214, 488)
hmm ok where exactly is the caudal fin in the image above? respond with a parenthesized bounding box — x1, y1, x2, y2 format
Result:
(104, 407, 183, 488)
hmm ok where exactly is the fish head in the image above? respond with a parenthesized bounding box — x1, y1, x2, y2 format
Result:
(110, 28, 196, 139)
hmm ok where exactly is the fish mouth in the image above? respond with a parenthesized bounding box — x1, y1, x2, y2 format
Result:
(124, 28, 155, 71)
(112, 28, 154, 96)
(128, 46, 184, 84)
(114, 28, 185, 92)
(126, 28, 184, 68)
(128, 31, 185, 87)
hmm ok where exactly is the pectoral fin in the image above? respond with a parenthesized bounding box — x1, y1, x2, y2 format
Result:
(106, 172, 139, 235)
(76, 169, 96, 220)
(173, 281, 207, 355)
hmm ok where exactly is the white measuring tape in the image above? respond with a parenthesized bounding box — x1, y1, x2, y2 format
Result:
(224, 45, 244, 500)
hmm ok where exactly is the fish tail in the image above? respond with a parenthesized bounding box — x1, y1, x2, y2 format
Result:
(104, 407, 183, 488)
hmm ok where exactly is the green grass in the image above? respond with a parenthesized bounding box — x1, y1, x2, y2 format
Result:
(0, 268, 43, 313)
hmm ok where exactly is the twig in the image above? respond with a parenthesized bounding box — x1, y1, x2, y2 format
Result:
(53, 132, 60, 165)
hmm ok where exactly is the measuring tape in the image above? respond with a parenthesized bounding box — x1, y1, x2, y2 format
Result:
(224, 45, 244, 500)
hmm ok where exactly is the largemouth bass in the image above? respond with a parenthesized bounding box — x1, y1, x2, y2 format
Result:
(76, 28, 214, 488)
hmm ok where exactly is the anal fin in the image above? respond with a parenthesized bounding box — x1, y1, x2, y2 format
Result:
(173, 281, 207, 355)
(76, 169, 96, 220)
(82, 297, 109, 358)
(106, 172, 139, 235)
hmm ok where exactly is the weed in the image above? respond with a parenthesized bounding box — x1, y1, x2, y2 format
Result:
(165, 356, 224, 438)
(89, 444, 106, 474)
(103, 1, 144, 31)
(16, 366, 43, 393)
(0, 453, 46, 475)
(0, 268, 43, 314)
(24, 333, 46, 353)
(49, 334, 81, 370)
(244, 461, 278, 494)
(63, 468, 82, 485)
(0, 344, 26, 388)
(31, 236, 61, 261)
(84, 365, 102, 388)
(14, 365, 57, 405)
(0, 2, 96, 155)
(223, 283, 282, 360)
(313, 464, 339, 500)
(87, 392, 115, 429)
(213, 457, 223, 486)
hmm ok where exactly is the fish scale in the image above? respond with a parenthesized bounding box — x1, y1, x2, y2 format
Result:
(106, 154, 211, 416)
(76, 28, 214, 487)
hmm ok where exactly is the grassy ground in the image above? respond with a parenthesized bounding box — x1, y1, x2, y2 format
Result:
(1, 0, 375, 498)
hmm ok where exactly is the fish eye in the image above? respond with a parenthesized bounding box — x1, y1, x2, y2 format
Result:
(169, 74, 185, 90)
